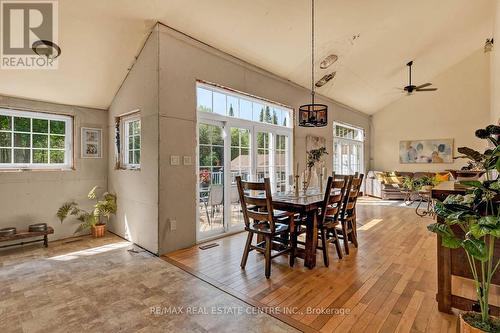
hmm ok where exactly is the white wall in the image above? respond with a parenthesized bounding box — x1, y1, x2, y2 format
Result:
(491, 0, 500, 124)
(0, 95, 107, 242)
(372, 49, 491, 172)
(157, 24, 370, 254)
(107, 28, 159, 254)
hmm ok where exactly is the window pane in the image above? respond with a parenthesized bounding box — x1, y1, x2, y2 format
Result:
(127, 121, 133, 136)
(0, 116, 11, 130)
(0, 132, 11, 147)
(14, 133, 30, 147)
(213, 92, 226, 115)
(33, 150, 48, 163)
(50, 120, 65, 134)
(253, 103, 263, 122)
(199, 146, 211, 167)
(197, 87, 212, 113)
(199, 124, 210, 145)
(227, 96, 239, 117)
(134, 150, 140, 165)
(230, 128, 240, 147)
(275, 108, 283, 126)
(283, 110, 290, 127)
(50, 135, 65, 149)
(128, 136, 133, 150)
(134, 135, 140, 149)
(14, 149, 30, 163)
(0, 148, 11, 163)
(32, 119, 48, 133)
(50, 150, 64, 163)
(211, 146, 224, 167)
(209, 126, 223, 146)
(14, 117, 30, 132)
(133, 120, 140, 135)
(128, 150, 134, 164)
(240, 99, 252, 121)
(33, 134, 48, 148)
(241, 130, 250, 148)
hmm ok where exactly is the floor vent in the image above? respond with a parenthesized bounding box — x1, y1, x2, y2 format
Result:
(199, 243, 219, 250)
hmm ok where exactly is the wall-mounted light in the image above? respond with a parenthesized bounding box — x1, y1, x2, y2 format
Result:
(320, 54, 338, 69)
(315, 72, 336, 87)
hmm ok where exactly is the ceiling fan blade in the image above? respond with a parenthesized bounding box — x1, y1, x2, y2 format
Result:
(416, 88, 438, 91)
(415, 83, 432, 89)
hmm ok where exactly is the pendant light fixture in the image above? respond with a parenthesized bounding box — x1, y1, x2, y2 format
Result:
(299, 0, 328, 127)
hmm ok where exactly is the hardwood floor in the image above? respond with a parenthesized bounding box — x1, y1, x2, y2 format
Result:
(166, 200, 462, 333)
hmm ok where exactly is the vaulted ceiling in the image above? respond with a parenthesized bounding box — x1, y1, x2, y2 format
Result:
(0, 0, 494, 113)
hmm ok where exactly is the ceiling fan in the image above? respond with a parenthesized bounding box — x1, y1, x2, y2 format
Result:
(402, 61, 437, 94)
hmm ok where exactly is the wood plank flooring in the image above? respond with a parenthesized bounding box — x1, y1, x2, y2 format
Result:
(166, 200, 462, 333)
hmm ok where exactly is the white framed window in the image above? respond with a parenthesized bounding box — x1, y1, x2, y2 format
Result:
(122, 114, 141, 169)
(196, 82, 292, 128)
(0, 108, 73, 170)
(333, 122, 364, 175)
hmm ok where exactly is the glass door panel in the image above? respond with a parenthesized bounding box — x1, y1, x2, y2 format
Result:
(275, 134, 289, 193)
(256, 131, 271, 182)
(229, 127, 251, 228)
(198, 123, 225, 236)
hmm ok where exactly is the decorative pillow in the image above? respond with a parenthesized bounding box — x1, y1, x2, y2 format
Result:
(383, 175, 403, 185)
(435, 172, 451, 183)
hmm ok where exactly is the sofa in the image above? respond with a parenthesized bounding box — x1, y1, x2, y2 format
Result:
(365, 170, 441, 200)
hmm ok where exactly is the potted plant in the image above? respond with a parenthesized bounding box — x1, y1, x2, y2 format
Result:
(416, 175, 438, 192)
(428, 124, 500, 332)
(57, 186, 117, 238)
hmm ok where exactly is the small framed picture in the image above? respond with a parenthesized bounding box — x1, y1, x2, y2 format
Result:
(81, 127, 102, 158)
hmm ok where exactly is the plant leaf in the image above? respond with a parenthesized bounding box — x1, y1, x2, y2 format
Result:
(459, 180, 483, 189)
(457, 147, 484, 162)
(441, 235, 462, 249)
(88, 186, 99, 200)
(478, 216, 498, 226)
(462, 238, 488, 262)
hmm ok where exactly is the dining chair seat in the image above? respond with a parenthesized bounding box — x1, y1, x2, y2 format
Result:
(246, 222, 289, 235)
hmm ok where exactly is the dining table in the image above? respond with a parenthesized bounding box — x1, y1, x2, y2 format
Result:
(271, 191, 325, 269)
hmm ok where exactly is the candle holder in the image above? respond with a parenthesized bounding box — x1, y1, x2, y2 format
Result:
(319, 172, 324, 193)
(294, 175, 300, 197)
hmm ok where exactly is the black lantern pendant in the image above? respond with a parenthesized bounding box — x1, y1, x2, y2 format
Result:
(299, 0, 328, 127)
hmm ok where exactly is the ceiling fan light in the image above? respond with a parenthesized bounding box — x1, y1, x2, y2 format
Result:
(315, 72, 336, 87)
(319, 54, 338, 69)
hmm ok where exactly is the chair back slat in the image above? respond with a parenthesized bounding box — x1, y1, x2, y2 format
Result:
(236, 176, 276, 232)
(318, 177, 346, 225)
(342, 174, 364, 217)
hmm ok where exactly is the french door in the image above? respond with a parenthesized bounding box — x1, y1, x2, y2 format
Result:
(197, 119, 291, 241)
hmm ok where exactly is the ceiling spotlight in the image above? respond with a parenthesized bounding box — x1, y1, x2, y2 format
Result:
(315, 72, 336, 87)
(485, 38, 494, 53)
(320, 54, 338, 69)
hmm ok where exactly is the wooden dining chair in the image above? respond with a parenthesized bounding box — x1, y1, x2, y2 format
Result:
(236, 176, 295, 278)
(290, 176, 347, 267)
(336, 174, 364, 254)
(316, 176, 347, 267)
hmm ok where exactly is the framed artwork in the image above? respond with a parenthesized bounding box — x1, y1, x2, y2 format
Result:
(399, 139, 453, 164)
(306, 135, 326, 151)
(81, 127, 102, 158)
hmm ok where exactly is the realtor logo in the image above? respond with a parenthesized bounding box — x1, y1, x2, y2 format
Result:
(0, 0, 59, 69)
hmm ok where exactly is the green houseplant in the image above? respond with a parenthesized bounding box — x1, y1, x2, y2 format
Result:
(57, 186, 117, 238)
(427, 125, 500, 332)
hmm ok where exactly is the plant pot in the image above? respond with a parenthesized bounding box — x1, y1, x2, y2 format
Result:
(459, 313, 499, 333)
(91, 224, 106, 238)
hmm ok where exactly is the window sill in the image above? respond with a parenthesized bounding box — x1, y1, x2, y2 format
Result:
(116, 166, 141, 172)
(0, 167, 75, 172)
